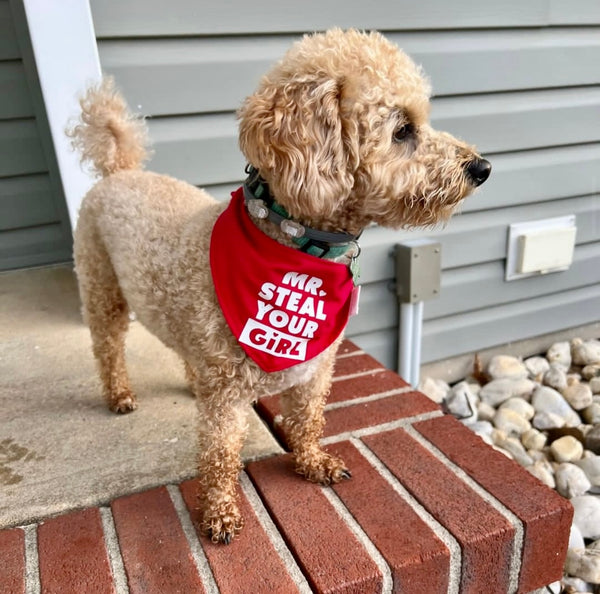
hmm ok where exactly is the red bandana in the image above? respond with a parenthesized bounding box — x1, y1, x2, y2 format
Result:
(210, 187, 356, 373)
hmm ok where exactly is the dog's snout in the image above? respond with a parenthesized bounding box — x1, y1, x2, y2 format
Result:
(466, 158, 492, 187)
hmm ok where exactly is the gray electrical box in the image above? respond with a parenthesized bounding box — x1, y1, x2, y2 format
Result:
(395, 240, 442, 304)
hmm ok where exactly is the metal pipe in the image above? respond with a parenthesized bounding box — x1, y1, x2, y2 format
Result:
(398, 302, 414, 382)
(410, 301, 424, 387)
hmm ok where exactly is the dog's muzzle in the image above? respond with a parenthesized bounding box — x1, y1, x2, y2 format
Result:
(465, 158, 492, 187)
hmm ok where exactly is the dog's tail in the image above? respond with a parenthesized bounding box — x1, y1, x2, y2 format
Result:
(67, 77, 151, 178)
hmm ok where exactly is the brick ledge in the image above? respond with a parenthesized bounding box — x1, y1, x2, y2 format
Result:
(0, 340, 571, 593)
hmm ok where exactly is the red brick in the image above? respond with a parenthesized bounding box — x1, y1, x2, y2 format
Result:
(329, 369, 409, 404)
(111, 487, 205, 594)
(0, 528, 25, 594)
(330, 441, 450, 593)
(179, 478, 298, 594)
(414, 415, 573, 593)
(256, 368, 411, 430)
(257, 387, 435, 450)
(37, 508, 115, 594)
(322, 391, 439, 438)
(338, 339, 362, 356)
(333, 352, 385, 377)
(364, 428, 515, 594)
(247, 454, 382, 594)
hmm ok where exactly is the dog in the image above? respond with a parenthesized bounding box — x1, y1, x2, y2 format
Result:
(70, 28, 490, 544)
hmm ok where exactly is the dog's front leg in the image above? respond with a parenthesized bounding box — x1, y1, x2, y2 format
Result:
(195, 389, 248, 544)
(280, 375, 351, 485)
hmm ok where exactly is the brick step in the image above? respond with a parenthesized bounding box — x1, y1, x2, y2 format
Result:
(0, 341, 571, 593)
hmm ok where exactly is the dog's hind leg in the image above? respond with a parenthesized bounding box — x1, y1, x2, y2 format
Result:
(74, 223, 137, 413)
(182, 359, 198, 391)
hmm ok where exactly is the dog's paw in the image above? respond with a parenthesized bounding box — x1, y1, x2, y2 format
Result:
(202, 507, 244, 545)
(108, 391, 138, 414)
(296, 451, 352, 486)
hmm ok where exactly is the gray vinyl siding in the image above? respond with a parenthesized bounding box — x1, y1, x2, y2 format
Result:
(91, 1, 600, 370)
(0, 0, 71, 271)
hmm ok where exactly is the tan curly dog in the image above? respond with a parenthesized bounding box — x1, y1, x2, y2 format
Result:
(70, 29, 490, 544)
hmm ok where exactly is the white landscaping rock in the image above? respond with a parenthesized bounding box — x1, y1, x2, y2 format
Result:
(531, 385, 581, 427)
(445, 381, 478, 423)
(469, 421, 494, 445)
(419, 377, 450, 404)
(582, 364, 600, 380)
(547, 341, 572, 371)
(588, 539, 600, 551)
(543, 364, 568, 392)
(555, 463, 591, 498)
(487, 355, 528, 380)
(575, 456, 600, 487)
(477, 401, 496, 422)
(550, 435, 584, 463)
(532, 411, 566, 430)
(521, 428, 547, 451)
(491, 428, 507, 444)
(499, 397, 535, 420)
(526, 460, 556, 489)
(493, 408, 531, 436)
(591, 377, 600, 394)
(562, 378, 593, 411)
(495, 435, 534, 467)
(527, 449, 546, 462)
(469, 420, 494, 437)
(569, 522, 585, 550)
(565, 547, 600, 584)
(561, 576, 594, 592)
(524, 355, 550, 381)
(479, 378, 536, 407)
(572, 338, 600, 366)
(582, 402, 600, 424)
(572, 496, 600, 539)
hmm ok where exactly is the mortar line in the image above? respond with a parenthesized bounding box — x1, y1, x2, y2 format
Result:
(320, 410, 443, 445)
(23, 524, 40, 594)
(320, 486, 393, 594)
(403, 425, 524, 594)
(324, 385, 414, 411)
(336, 349, 365, 359)
(240, 472, 312, 594)
(99, 507, 129, 594)
(166, 484, 219, 594)
(332, 367, 386, 383)
(351, 438, 462, 594)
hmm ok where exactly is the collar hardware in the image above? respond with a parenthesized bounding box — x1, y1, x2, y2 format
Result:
(246, 198, 269, 220)
(242, 165, 361, 261)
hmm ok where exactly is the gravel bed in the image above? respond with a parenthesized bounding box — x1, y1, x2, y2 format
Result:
(420, 338, 600, 593)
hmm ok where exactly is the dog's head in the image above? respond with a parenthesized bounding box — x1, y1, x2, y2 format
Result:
(238, 29, 490, 234)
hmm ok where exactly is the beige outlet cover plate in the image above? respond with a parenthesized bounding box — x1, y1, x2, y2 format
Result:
(505, 215, 577, 281)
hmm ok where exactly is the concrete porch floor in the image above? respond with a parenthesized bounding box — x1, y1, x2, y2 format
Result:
(0, 265, 281, 529)
(0, 265, 572, 593)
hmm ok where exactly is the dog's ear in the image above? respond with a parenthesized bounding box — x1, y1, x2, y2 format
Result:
(238, 78, 356, 221)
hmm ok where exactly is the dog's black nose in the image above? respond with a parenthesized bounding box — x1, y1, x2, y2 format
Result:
(466, 158, 492, 186)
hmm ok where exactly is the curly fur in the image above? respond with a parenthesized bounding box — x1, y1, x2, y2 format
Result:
(67, 77, 151, 177)
(72, 29, 488, 544)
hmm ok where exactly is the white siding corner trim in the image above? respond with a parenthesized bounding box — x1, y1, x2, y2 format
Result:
(21, 0, 101, 231)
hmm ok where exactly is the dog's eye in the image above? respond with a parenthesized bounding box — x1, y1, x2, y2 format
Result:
(393, 124, 414, 143)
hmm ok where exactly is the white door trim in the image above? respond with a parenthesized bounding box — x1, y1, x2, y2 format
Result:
(21, 0, 101, 231)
